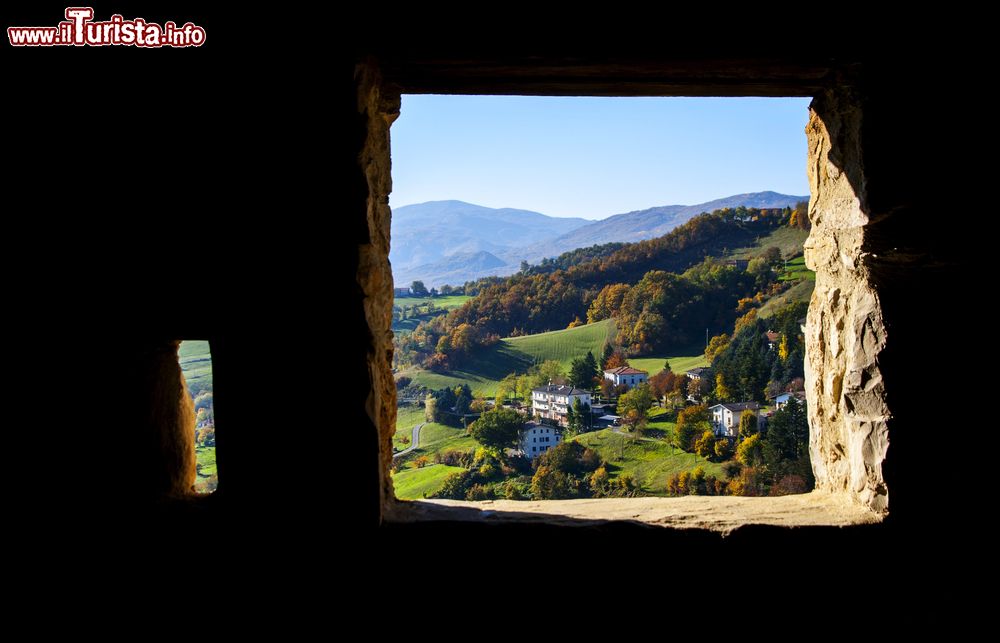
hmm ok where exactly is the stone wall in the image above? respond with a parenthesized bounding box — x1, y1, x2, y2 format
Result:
(356, 60, 401, 513)
(804, 88, 890, 513)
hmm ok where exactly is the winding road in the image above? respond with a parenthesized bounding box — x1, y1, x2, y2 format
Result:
(392, 422, 425, 458)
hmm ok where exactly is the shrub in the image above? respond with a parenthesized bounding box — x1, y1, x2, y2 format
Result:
(694, 430, 716, 458)
(412, 456, 430, 469)
(465, 484, 494, 501)
(434, 470, 473, 499)
(770, 474, 809, 496)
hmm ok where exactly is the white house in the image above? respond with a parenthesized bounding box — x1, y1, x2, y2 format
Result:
(519, 423, 562, 458)
(603, 366, 648, 389)
(708, 402, 760, 438)
(685, 367, 711, 381)
(771, 391, 806, 410)
(531, 384, 591, 426)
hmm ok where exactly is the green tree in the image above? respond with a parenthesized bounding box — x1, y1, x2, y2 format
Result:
(410, 280, 428, 297)
(585, 351, 601, 383)
(566, 404, 579, 435)
(569, 355, 597, 389)
(762, 399, 809, 470)
(495, 373, 518, 405)
(469, 407, 523, 452)
(574, 398, 590, 432)
(537, 360, 566, 386)
(676, 404, 710, 451)
(617, 382, 654, 434)
(738, 410, 759, 440)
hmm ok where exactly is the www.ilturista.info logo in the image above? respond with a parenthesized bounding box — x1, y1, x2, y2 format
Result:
(7, 7, 206, 47)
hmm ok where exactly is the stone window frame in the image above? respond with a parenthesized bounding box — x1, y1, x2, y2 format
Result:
(356, 59, 889, 532)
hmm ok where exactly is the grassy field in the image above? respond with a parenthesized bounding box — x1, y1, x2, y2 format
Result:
(394, 295, 472, 309)
(402, 422, 478, 461)
(393, 404, 426, 451)
(178, 340, 212, 395)
(573, 429, 726, 495)
(629, 352, 708, 377)
(403, 319, 616, 396)
(778, 255, 815, 282)
(393, 464, 465, 500)
(759, 279, 815, 319)
(393, 295, 473, 332)
(729, 226, 809, 261)
(193, 446, 216, 494)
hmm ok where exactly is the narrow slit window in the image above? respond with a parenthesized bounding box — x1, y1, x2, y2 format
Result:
(179, 339, 216, 494)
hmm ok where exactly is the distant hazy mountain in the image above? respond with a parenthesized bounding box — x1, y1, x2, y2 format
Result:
(393, 251, 508, 290)
(514, 192, 807, 263)
(391, 192, 807, 288)
(390, 200, 590, 287)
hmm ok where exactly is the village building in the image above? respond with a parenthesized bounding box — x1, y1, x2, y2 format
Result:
(708, 402, 761, 438)
(519, 423, 562, 458)
(531, 384, 592, 426)
(603, 366, 648, 389)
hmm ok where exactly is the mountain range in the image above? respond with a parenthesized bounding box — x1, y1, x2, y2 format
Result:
(391, 191, 807, 288)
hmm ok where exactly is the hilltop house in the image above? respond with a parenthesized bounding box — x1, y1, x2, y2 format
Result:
(519, 423, 562, 458)
(603, 366, 648, 389)
(708, 402, 760, 438)
(532, 384, 592, 426)
(685, 367, 711, 381)
(771, 391, 806, 409)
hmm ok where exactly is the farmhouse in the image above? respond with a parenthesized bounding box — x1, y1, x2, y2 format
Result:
(603, 366, 648, 389)
(519, 422, 562, 458)
(771, 391, 806, 409)
(764, 330, 781, 350)
(708, 402, 760, 438)
(532, 384, 592, 426)
(686, 367, 711, 380)
(394, 286, 411, 297)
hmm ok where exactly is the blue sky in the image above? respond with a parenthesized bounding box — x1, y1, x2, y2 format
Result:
(389, 95, 811, 220)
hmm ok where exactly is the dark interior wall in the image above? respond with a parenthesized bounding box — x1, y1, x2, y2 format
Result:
(8, 13, 972, 592)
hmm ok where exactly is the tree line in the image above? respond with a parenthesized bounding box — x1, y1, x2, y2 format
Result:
(395, 205, 803, 371)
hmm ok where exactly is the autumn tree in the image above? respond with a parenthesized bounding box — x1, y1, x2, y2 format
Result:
(424, 394, 438, 423)
(713, 436, 732, 460)
(714, 372, 732, 401)
(694, 430, 717, 458)
(705, 334, 730, 364)
(648, 370, 675, 400)
(736, 433, 764, 467)
(778, 334, 790, 362)
(617, 382, 654, 434)
(469, 407, 523, 452)
(603, 350, 629, 371)
(586, 283, 631, 323)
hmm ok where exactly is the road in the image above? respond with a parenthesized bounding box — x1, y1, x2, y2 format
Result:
(392, 422, 425, 458)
